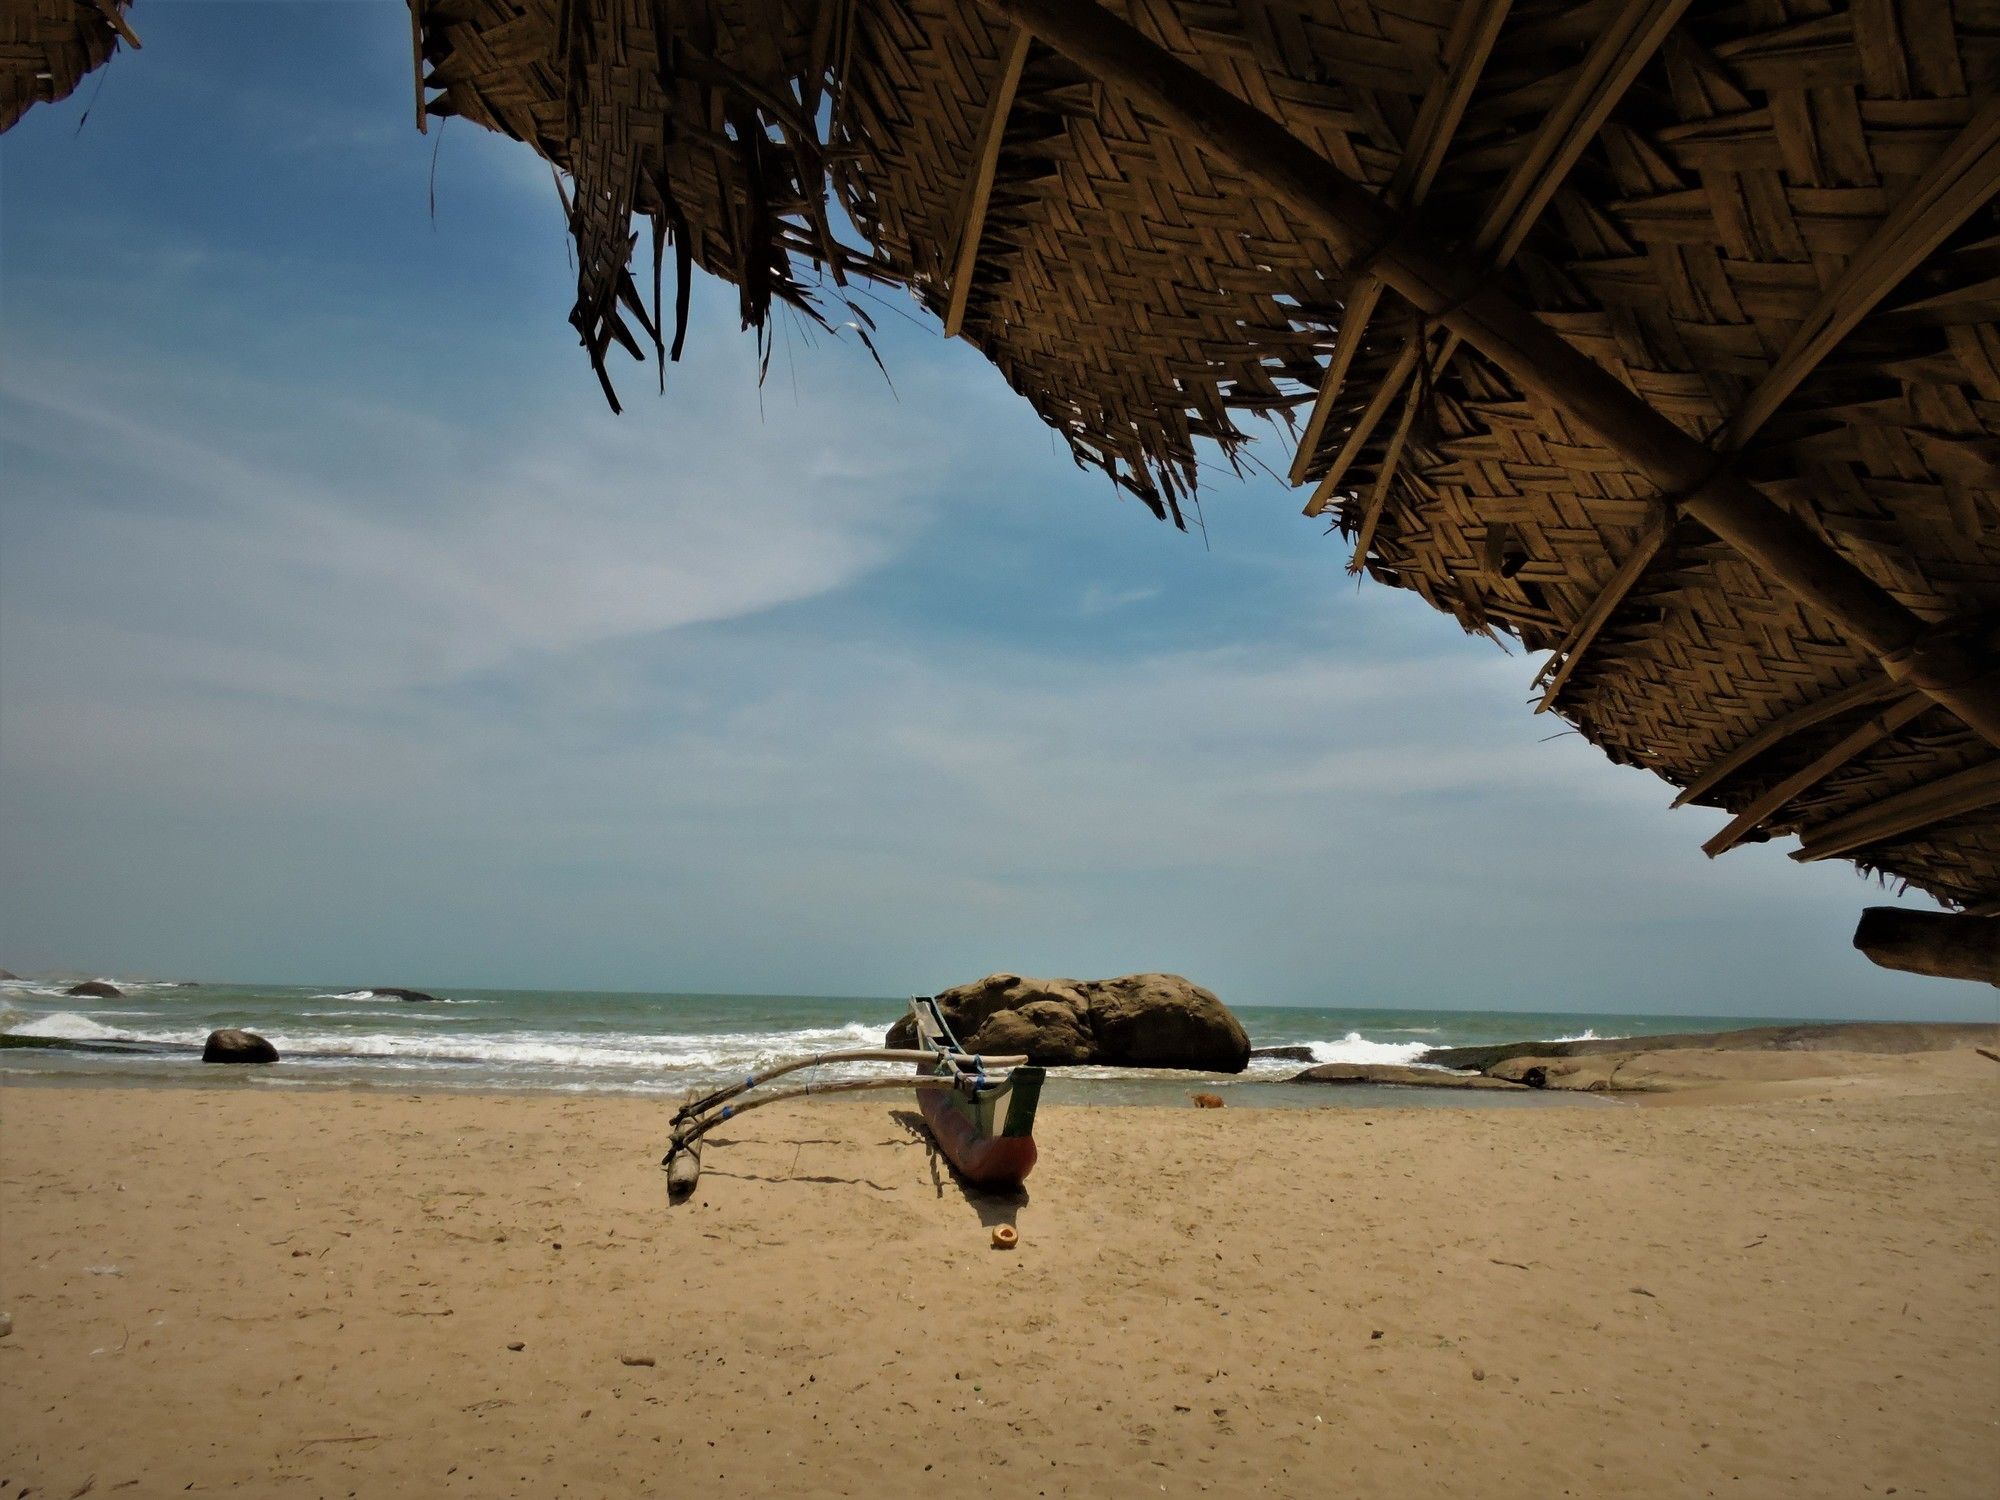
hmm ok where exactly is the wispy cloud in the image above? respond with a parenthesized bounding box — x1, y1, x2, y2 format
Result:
(1, 340, 931, 709)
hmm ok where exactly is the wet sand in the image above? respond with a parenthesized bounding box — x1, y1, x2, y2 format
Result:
(2, 1052, 1996, 1497)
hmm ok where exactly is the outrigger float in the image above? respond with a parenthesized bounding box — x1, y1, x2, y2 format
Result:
(662, 997, 1045, 1202)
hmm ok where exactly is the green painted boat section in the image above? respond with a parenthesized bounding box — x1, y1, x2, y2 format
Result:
(1000, 1067, 1044, 1137)
(909, 995, 1042, 1141)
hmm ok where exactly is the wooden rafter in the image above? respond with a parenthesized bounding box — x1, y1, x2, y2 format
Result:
(88, 0, 139, 51)
(1286, 0, 1513, 485)
(1531, 502, 1675, 710)
(1718, 96, 2000, 452)
(942, 26, 1032, 339)
(1305, 0, 1694, 519)
(1702, 696, 1932, 857)
(1793, 760, 2000, 864)
(1669, 675, 1905, 809)
(977, 0, 2000, 748)
(408, 0, 427, 135)
(1346, 366, 1430, 573)
(1532, 98, 2000, 707)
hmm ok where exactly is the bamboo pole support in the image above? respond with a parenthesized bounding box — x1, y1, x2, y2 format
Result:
(1670, 677, 1906, 808)
(944, 27, 1033, 337)
(671, 1075, 982, 1150)
(671, 1048, 1027, 1126)
(975, 0, 2000, 749)
(1701, 696, 1932, 857)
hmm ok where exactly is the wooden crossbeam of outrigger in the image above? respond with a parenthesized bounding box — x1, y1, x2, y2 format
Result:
(661, 1038, 1030, 1202)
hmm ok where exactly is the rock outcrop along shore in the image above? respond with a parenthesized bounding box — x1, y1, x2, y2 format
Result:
(1402, 1021, 2000, 1094)
(1292, 1062, 1525, 1090)
(887, 972, 1251, 1072)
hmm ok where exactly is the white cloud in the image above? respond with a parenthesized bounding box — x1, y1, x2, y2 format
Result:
(0, 344, 931, 712)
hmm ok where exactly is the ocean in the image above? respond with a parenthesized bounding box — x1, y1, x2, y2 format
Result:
(0, 977, 1817, 1108)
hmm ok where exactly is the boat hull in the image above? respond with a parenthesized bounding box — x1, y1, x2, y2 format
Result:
(918, 1074, 1041, 1189)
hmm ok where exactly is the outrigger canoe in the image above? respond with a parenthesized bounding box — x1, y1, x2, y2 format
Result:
(661, 996, 1045, 1201)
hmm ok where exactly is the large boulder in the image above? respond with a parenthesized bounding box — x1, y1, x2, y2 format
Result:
(367, 988, 440, 1003)
(202, 1028, 278, 1064)
(65, 980, 122, 999)
(888, 973, 1250, 1072)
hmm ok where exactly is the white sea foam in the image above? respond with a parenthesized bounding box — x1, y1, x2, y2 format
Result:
(9, 1012, 142, 1043)
(2, 1010, 898, 1077)
(310, 990, 475, 1003)
(1548, 1028, 1621, 1043)
(1306, 1031, 1433, 1066)
(208, 1017, 892, 1074)
(1234, 1031, 1438, 1077)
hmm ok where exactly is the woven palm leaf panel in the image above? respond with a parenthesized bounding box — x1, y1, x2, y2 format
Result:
(0, 0, 136, 133)
(1289, 0, 2000, 911)
(411, 0, 1998, 912)
(832, 0, 1437, 519)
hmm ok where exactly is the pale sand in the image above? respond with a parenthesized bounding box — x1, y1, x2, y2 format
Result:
(2, 1056, 1996, 1497)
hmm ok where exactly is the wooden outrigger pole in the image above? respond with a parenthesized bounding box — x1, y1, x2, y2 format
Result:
(661, 1001, 1045, 1202)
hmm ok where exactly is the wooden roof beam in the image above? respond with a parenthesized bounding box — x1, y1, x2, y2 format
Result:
(1286, 0, 1514, 485)
(1531, 502, 1675, 709)
(1702, 695, 1932, 857)
(1719, 97, 2000, 451)
(1853, 908, 2000, 986)
(1792, 759, 2000, 864)
(408, 1, 427, 135)
(1533, 99, 2000, 707)
(1669, 674, 1904, 809)
(89, 0, 140, 52)
(977, 0, 2000, 748)
(1304, 0, 1694, 518)
(942, 26, 1033, 339)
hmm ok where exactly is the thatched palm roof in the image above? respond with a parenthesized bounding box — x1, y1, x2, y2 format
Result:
(11, 2, 1999, 957)
(0, 0, 136, 133)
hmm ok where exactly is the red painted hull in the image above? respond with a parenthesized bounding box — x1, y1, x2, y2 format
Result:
(918, 1086, 1038, 1189)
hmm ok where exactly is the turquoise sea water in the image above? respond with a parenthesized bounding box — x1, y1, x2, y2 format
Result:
(0, 977, 1820, 1107)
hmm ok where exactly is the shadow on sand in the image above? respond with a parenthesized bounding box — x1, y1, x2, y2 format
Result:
(693, 1131, 908, 1193)
(889, 1108, 1028, 1231)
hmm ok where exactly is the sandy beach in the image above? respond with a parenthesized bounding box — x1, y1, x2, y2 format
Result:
(3, 1055, 1996, 1497)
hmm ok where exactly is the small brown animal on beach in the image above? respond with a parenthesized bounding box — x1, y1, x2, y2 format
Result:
(1191, 1093, 1225, 1109)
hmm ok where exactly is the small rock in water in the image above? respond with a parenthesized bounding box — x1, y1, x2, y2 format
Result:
(620, 1354, 656, 1367)
(65, 980, 122, 999)
(202, 1028, 278, 1065)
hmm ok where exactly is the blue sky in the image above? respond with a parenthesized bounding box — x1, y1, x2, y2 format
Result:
(1, 2, 1989, 1018)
